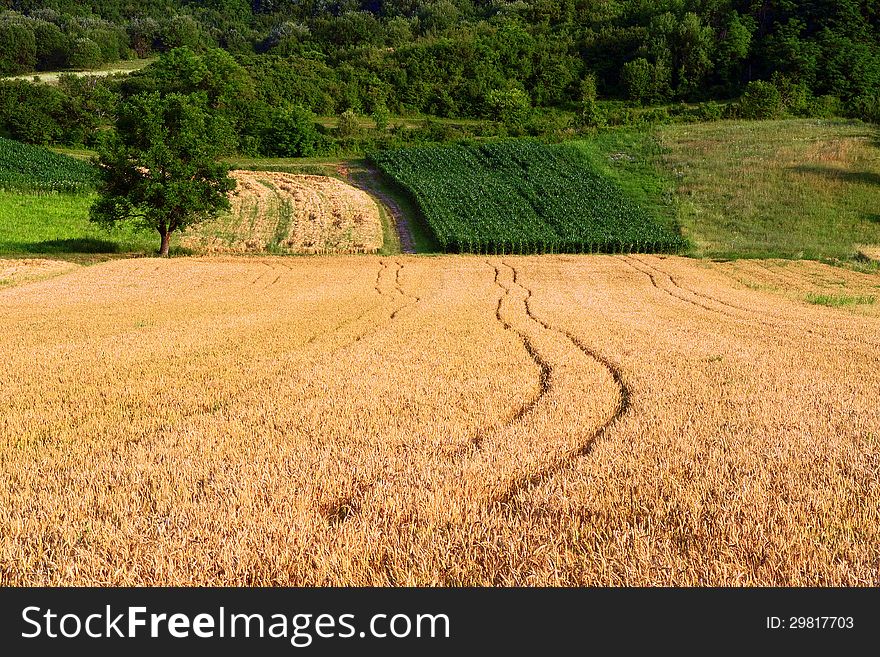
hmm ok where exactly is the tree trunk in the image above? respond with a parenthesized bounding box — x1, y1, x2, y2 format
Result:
(159, 230, 172, 257)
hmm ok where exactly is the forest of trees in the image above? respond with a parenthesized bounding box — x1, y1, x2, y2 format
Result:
(0, 0, 878, 153)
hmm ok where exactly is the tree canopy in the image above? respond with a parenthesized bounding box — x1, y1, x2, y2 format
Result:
(1, 1, 878, 110)
(89, 91, 235, 256)
(1, 1, 878, 154)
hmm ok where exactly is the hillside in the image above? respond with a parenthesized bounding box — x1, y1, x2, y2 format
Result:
(570, 119, 880, 262)
(658, 119, 880, 260)
(1, 2, 878, 156)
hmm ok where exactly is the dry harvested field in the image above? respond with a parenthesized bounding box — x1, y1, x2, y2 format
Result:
(179, 170, 383, 254)
(1, 255, 879, 586)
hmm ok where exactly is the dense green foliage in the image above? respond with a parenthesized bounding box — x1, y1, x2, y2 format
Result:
(371, 140, 685, 254)
(2, 1, 879, 132)
(90, 91, 235, 255)
(0, 74, 116, 145)
(0, 135, 96, 192)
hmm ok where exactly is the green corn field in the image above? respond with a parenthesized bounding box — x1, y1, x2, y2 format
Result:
(0, 137, 98, 194)
(371, 140, 686, 254)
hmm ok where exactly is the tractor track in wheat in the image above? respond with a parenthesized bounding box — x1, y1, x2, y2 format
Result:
(487, 260, 630, 508)
(624, 254, 880, 351)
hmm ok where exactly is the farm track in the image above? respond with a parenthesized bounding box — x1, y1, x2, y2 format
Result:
(390, 261, 421, 319)
(632, 255, 801, 322)
(343, 165, 417, 254)
(723, 259, 880, 305)
(620, 254, 773, 324)
(441, 264, 549, 458)
(752, 260, 812, 287)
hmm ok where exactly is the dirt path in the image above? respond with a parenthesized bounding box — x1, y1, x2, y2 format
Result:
(339, 165, 417, 254)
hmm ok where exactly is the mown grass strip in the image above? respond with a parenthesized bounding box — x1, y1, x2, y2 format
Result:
(806, 293, 876, 307)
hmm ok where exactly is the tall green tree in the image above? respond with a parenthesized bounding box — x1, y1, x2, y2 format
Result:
(0, 22, 37, 75)
(90, 92, 235, 256)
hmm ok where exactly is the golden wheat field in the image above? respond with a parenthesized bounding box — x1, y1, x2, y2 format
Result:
(1, 254, 879, 586)
(0, 258, 78, 289)
(179, 171, 383, 254)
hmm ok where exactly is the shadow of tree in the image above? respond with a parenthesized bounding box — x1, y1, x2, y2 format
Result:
(790, 165, 880, 186)
(9, 238, 121, 254)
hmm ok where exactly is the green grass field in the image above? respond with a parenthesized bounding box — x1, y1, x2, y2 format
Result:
(0, 191, 157, 256)
(563, 119, 880, 262)
(3, 58, 155, 84)
(655, 119, 880, 260)
(568, 131, 679, 233)
(0, 139, 158, 257)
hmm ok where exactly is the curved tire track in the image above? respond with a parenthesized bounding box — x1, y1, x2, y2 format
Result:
(389, 260, 421, 319)
(619, 255, 766, 323)
(490, 263, 552, 423)
(633, 255, 788, 321)
(442, 263, 551, 458)
(623, 255, 880, 351)
(487, 260, 630, 508)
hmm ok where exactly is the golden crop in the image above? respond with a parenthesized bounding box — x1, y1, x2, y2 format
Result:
(1, 254, 878, 585)
(179, 171, 383, 254)
(0, 258, 78, 289)
(715, 258, 880, 316)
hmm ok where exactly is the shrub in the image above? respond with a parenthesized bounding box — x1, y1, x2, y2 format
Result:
(335, 109, 362, 139)
(847, 95, 880, 123)
(68, 38, 104, 70)
(621, 58, 671, 104)
(807, 95, 843, 119)
(0, 80, 65, 144)
(642, 107, 670, 124)
(264, 106, 324, 157)
(621, 58, 653, 104)
(771, 72, 813, 116)
(698, 100, 723, 121)
(0, 22, 37, 75)
(485, 88, 531, 132)
(575, 96, 606, 129)
(738, 81, 782, 119)
(372, 104, 390, 132)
